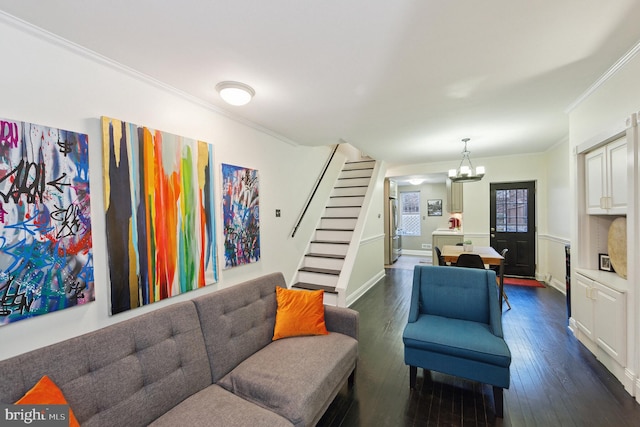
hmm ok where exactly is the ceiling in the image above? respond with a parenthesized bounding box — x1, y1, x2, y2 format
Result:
(2, 1, 640, 169)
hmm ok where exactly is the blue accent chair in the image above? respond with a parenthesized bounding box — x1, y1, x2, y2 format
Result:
(403, 265, 511, 417)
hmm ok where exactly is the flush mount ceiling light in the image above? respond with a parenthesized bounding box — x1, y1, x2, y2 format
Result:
(215, 81, 255, 106)
(448, 138, 485, 183)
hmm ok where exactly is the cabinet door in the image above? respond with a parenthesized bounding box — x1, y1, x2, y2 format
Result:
(606, 137, 627, 214)
(446, 179, 463, 213)
(593, 282, 626, 365)
(585, 147, 606, 214)
(572, 274, 595, 340)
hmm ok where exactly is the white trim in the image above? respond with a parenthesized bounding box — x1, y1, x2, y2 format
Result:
(0, 10, 299, 147)
(576, 120, 628, 154)
(547, 277, 567, 294)
(360, 234, 385, 245)
(566, 39, 640, 113)
(538, 233, 570, 245)
(345, 269, 385, 307)
(401, 249, 431, 257)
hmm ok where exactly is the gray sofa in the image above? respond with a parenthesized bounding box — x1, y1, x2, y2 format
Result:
(0, 273, 359, 426)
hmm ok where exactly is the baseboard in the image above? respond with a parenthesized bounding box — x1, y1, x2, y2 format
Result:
(624, 368, 636, 397)
(547, 277, 567, 294)
(345, 269, 385, 307)
(401, 249, 431, 257)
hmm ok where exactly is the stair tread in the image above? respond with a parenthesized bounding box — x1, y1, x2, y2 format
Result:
(334, 185, 369, 188)
(330, 195, 365, 198)
(306, 253, 346, 259)
(299, 266, 341, 275)
(316, 228, 354, 231)
(342, 166, 374, 171)
(292, 283, 338, 294)
(321, 216, 358, 219)
(338, 176, 372, 179)
(326, 205, 362, 208)
(311, 240, 350, 244)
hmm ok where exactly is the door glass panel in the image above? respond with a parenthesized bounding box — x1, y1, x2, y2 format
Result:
(495, 188, 528, 233)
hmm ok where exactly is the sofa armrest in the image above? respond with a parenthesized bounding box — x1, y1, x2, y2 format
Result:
(324, 305, 359, 341)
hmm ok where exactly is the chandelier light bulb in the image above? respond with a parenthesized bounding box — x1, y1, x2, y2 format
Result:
(449, 138, 486, 183)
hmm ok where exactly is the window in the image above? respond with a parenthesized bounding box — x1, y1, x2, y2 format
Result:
(495, 189, 528, 232)
(399, 191, 421, 236)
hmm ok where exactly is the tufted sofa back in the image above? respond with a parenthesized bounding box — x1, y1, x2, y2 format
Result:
(192, 272, 282, 382)
(0, 301, 211, 427)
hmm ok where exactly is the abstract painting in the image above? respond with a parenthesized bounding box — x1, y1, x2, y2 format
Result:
(221, 163, 259, 268)
(0, 117, 94, 326)
(102, 117, 217, 315)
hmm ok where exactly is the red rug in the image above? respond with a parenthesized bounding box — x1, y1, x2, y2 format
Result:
(503, 277, 545, 288)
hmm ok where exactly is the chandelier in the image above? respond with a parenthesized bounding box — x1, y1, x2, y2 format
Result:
(448, 138, 485, 183)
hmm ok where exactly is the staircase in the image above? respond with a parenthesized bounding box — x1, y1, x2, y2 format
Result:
(293, 159, 376, 304)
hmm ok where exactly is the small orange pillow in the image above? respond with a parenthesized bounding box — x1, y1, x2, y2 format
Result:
(273, 287, 329, 340)
(15, 375, 80, 427)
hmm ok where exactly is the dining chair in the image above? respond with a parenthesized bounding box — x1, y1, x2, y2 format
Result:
(434, 246, 445, 266)
(457, 252, 511, 310)
(491, 248, 511, 310)
(455, 253, 486, 269)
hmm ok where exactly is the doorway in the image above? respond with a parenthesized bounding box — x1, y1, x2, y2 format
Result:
(490, 181, 536, 277)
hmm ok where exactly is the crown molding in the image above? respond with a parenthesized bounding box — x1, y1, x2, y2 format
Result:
(0, 10, 299, 147)
(566, 39, 640, 113)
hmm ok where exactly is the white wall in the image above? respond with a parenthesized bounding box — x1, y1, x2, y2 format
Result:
(397, 182, 448, 252)
(0, 16, 341, 359)
(388, 145, 571, 285)
(539, 138, 571, 292)
(568, 44, 640, 400)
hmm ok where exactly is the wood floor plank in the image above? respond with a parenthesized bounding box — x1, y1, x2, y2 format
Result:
(317, 260, 640, 426)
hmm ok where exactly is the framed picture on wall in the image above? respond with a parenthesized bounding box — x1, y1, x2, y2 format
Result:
(427, 199, 443, 216)
(598, 253, 613, 272)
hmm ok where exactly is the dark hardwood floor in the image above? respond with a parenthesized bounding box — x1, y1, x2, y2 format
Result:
(318, 263, 640, 426)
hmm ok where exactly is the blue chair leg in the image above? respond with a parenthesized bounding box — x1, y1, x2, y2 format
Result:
(493, 386, 504, 417)
(409, 366, 417, 389)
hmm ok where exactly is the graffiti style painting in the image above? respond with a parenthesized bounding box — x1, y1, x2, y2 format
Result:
(0, 118, 94, 326)
(102, 117, 217, 315)
(221, 163, 260, 268)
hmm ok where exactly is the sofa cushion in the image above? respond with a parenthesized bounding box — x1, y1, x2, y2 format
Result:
(149, 384, 292, 427)
(218, 333, 358, 427)
(403, 314, 511, 367)
(273, 287, 328, 340)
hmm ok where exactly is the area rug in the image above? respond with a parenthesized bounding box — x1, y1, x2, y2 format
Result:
(503, 277, 545, 288)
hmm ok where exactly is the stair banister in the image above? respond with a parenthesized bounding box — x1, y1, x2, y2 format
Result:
(291, 144, 340, 238)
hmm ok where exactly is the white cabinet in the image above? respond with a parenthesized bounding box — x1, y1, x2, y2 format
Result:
(446, 179, 463, 213)
(585, 137, 627, 214)
(432, 232, 464, 251)
(573, 271, 626, 366)
(573, 273, 595, 340)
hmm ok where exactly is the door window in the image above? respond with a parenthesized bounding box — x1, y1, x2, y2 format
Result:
(495, 189, 528, 232)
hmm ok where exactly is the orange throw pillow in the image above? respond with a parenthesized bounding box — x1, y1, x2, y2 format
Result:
(15, 375, 80, 427)
(273, 287, 329, 340)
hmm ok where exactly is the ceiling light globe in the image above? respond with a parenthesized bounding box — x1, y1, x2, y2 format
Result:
(215, 81, 255, 106)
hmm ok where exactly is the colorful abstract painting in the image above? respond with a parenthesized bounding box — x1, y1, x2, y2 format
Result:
(102, 117, 217, 315)
(0, 118, 94, 326)
(221, 163, 260, 268)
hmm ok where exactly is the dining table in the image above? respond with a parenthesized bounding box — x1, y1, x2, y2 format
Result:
(440, 245, 506, 310)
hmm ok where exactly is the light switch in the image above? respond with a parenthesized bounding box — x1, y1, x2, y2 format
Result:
(275, 209, 281, 217)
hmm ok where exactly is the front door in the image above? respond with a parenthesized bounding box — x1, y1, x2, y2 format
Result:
(490, 181, 536, 277)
